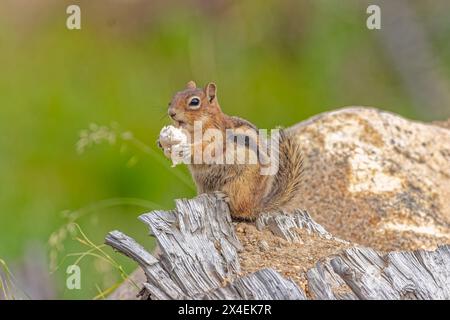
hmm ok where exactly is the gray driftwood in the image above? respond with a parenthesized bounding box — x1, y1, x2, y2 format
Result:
(256, 210, 348, 244)
(105, 193, 450, 300)
(105, 193, 306, 299)
(307, 245, 450, 300)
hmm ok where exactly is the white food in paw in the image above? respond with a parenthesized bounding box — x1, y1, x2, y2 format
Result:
(159, 125, 191, 167)
(159, 125, 187, 147)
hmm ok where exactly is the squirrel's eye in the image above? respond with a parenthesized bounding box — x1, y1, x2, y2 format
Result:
(188, 97, 200, 108)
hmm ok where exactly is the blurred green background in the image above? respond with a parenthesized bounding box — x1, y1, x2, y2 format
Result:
(0, 0, 449, 299)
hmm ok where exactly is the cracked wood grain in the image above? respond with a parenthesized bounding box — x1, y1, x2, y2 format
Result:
(106, 194, 450, 300)
(106, 193, 307, 299)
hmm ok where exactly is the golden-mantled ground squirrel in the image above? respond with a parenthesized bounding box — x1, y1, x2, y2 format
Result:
(158, 81, 304, 220)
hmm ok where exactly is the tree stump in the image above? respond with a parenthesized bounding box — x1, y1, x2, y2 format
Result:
(105, 193, 450, 300)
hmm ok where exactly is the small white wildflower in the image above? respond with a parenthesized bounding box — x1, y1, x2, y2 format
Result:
(76, 123, 118, 153)
(67, 223, 77, 235)
(121, 131, 133, 140)
(107, 132, 116, 145)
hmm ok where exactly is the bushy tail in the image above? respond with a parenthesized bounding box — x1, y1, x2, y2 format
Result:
(261, 129, 304, 212)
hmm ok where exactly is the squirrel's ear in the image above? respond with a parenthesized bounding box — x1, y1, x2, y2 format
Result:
(205, 82, 217, 103)
(186, 81, 197, 89)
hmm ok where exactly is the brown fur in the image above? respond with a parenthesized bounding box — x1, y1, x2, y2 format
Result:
(162, 81, 304, 220)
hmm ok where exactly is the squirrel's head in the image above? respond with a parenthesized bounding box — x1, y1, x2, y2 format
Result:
(167, 81, 222, 132)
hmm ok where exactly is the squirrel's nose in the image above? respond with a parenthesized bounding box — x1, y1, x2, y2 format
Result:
(168, 110, 177, 119)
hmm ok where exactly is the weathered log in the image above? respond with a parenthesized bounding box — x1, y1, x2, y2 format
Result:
(105, 193, 307, 299)
(256, 210, 348, 244)
(106, 194, 450, 300)
(105, 230, 185, 299)
(307, 245, 450, 300)
(306, 259, 358, 300)
(195, 268, 306, 300)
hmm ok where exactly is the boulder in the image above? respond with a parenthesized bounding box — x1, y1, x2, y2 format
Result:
(289, 107, 450, 251)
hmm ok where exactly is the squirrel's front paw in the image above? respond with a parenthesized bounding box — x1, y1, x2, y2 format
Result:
(158, 125, 191, 167)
